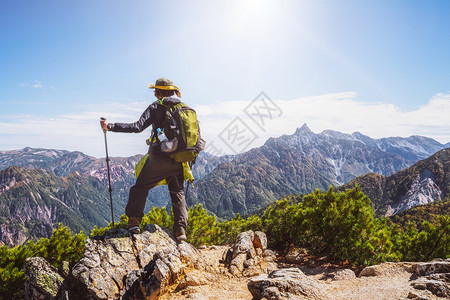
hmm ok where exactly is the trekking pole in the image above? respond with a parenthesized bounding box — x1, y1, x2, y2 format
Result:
(101, 117, 115, 229)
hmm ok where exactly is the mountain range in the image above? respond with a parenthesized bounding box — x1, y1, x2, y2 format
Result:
(0, 166, 113, 246)
(0, 124, 448, 246)
(190, 124, 449, 218)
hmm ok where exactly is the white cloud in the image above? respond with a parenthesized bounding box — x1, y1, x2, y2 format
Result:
(31, 80, 43, 89)
(198, 92, 450, 155)
(19, 80, 44, 89)
(0, 92, 449, 158)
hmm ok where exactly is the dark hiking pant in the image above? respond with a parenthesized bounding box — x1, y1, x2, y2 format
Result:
(125, 153, 187, 236)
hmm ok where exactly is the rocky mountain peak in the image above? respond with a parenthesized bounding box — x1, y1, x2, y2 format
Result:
(320, 129, 356, 141)
(294, 123, 313, 135)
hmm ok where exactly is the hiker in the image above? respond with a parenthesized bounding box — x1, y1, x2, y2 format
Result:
(100, 78, 188, 241)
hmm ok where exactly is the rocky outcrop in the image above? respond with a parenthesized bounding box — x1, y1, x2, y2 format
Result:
(409, 260, 450, 299)
(248, 268, 330, 300)
(23, 232, 450, 300)
(341, 148, 449, 217)
(222, 230, 277, 277)
(24, 224, 203, 300)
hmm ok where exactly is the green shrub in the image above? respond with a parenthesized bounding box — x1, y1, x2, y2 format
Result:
(296, 187, 387, 265)
(141, 206, 174, 231)
(90, 214, 129, 237)
(0, 224, 86, 300)
(186, 205, 220, 246)
(393, 216, 450, 261)
(261, 198, 301, 250)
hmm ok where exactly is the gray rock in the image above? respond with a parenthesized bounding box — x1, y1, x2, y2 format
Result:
(412, 278, 450, 298)
(72, 236, 138, 299)
(244, 258, 256, 268)
(408, 289, 433, 300)
(229, 265, 241, 276)
(333, 269, 356, 281)
(231, 253, 247, 273)
(409, 261, 450, 298)
(248, 268, 328, 300)
(140, 258, 171, 299)
(359, 262, 414, 277)
(428, 273, 450, 283)
(221, 248, 233, 265)
(415, 261, 450, 276)
(232, 231, 255, 259)
(177, 270, 209, 290)
(243, 265, 261, 277)
(264, 249, 276, 258)
(24, 257, 64, 300)
(255, 248, 263, 256)
(264, 262, 278, 274)
(103, 228, 130, 239)
(263, 286, 282, 299)
(125, 269, 141, 291)
(264, 256, 274, 262)
(177, 241, 203, 269)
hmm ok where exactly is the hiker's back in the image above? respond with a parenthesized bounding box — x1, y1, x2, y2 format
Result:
(154, 97, 205, 162)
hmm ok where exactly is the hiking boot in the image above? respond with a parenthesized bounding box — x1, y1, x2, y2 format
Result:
(176, 234, 187, 242)
(127, 216, 141, 234)
(127, 226, 140, 234)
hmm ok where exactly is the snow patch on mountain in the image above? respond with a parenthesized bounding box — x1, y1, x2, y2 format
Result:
(326, 157, 345, 185)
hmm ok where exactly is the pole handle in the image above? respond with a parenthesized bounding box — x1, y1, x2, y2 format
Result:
(100, 117, 107, 133)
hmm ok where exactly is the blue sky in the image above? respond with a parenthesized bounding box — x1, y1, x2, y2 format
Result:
(1, 0, 449, 157)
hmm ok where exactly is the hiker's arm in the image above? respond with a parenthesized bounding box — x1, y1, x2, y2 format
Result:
(108, 105, 155, 133)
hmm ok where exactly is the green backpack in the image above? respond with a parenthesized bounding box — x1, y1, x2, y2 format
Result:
(154, 98, 205, 162)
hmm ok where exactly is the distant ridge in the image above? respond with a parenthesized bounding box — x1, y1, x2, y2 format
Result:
(339, 148, 450, 216)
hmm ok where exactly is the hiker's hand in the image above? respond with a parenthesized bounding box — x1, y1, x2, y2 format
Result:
(100, 119, 109, 131)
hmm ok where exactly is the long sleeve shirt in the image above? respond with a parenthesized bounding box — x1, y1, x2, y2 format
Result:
(107, 101, 164, 133)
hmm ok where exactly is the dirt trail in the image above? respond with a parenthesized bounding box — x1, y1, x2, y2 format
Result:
(164, 246, 427, 300)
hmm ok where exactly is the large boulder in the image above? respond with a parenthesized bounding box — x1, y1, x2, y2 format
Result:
(24, 257, 65, 300)
(247, 268, 329, 300)
(410, 260, 450, 299)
